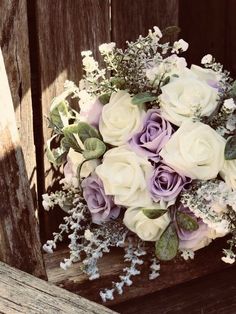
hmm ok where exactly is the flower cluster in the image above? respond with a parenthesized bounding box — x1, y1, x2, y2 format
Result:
(43, 26, 236, 300)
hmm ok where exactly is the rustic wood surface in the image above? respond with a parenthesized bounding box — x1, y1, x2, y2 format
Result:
(32, 0, 110, 240)
(111, 0, 179, 47)
(44, 238, 229, 306)
(0, 49, 46, 279)
(0, 0, 37, 202)
(113, 265, 236, 314)
(179, 0, 236, 78)
(0, 261, 116, 314)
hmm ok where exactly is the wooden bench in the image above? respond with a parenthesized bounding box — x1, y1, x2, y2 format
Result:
(0, 261, 116, 314)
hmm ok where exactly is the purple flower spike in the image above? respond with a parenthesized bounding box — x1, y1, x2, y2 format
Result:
(82, 174, 121, 224)
(149, 162, 191, 202)
(129, 109, 174, 162)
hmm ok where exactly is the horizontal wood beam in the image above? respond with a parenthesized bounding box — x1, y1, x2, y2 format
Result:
(45, 237, 230, 306)
(0, 261, 115, 314)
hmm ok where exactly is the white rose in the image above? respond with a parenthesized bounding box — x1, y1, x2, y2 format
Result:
(160, 121, 225, 180)
(190, 64, 220, 86)
(159, 76, 218, 126)
(96, 146, 153, 207)
(63, 149, 99, 187)
(99, 90, 145, 146)
(123, 207, 170, 241)
(220, 159, 236, 189)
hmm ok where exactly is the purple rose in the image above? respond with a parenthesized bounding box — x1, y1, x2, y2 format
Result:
(80, 98, 103, 127)
(129, 109, 174, 162)
(148, 162, 191, 202)
(81, 174, 120, 224)
(176, 206, 210, 251)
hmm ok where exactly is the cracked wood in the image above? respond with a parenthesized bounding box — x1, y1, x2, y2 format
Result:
(0, 261, 116, 314)
(0, 0, 37, 203)
(0, 49, 46, 278)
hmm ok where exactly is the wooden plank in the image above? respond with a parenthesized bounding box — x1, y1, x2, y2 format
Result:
(111, 0, 179, 47)
(0, 261, 116, 314)
(34, 0, 110, 240)
(113, 265, 236, 314)
(225, 0, 236, 78)
(0, 49, 46, 279)
(0, 0, 37, 202)
(179, 0, 226, 66)
(45, 237, 230, 306)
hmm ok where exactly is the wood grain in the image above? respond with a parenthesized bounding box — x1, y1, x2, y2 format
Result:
(113, 265, 236, 314)
(111, 0, 179, 47)
(0, 49, 46, 279)
(225, 0, 236, 78)
(45, 238, 230, 306)
(0, 0, 37, 202)
(0, 261, 116, 314)
(179, 0, 226, 66)
(34, 0, 110, 239)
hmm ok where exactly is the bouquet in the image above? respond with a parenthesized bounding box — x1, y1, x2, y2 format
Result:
(43, 26, 236, 301)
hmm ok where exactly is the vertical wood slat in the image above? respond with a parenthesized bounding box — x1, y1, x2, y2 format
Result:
(0, 0, 37, 203)
(34, 0, 111, 239)
(111, 0, 179, 47)
(0, 49, 46, 279)
(225, 0, 236, 78)
(179, 0, 226, 66)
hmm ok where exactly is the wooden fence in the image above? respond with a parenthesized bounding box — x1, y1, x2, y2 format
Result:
(0, 0, 236, 309)
(1, 0, 236, 240)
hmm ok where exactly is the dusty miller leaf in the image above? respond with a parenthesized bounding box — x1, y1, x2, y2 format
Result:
(155, 223, 179, 261)
(225, 135, 236, 160)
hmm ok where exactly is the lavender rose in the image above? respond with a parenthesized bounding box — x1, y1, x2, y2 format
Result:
(81, 174, 121, 224)
(148, 162, 191, 202)
(176, 206, 211, 251)
(129, 109, 174, 162)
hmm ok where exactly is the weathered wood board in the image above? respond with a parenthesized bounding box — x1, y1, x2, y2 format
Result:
(0, 261, 116, 314)
(45, 238, 230, 306)
(0, 0, 37, 201)
(114, 264, 236, 314)
(111, 0, 179, 47)
(33, 0, 111, 239)
(0, 49, 46, 279)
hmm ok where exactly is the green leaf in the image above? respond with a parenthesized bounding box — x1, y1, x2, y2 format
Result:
(76, 122, 100, 143)
(110, 77, 126, 89)
(132, 92, 158, 105)
(61, 134, 82, 153)
(176, 212, 199, 232)
(63, 125, 83, 153)
(225, 135, 236, 160)
(82, 137, 106, 160)
(99, 93, 111, 105)
(142, 208, 166, 219)
(46, 135, 68, 166)
(49, 101, 70, 131)
(155, 223, 179, 261)
(162, 76, 170, 86)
